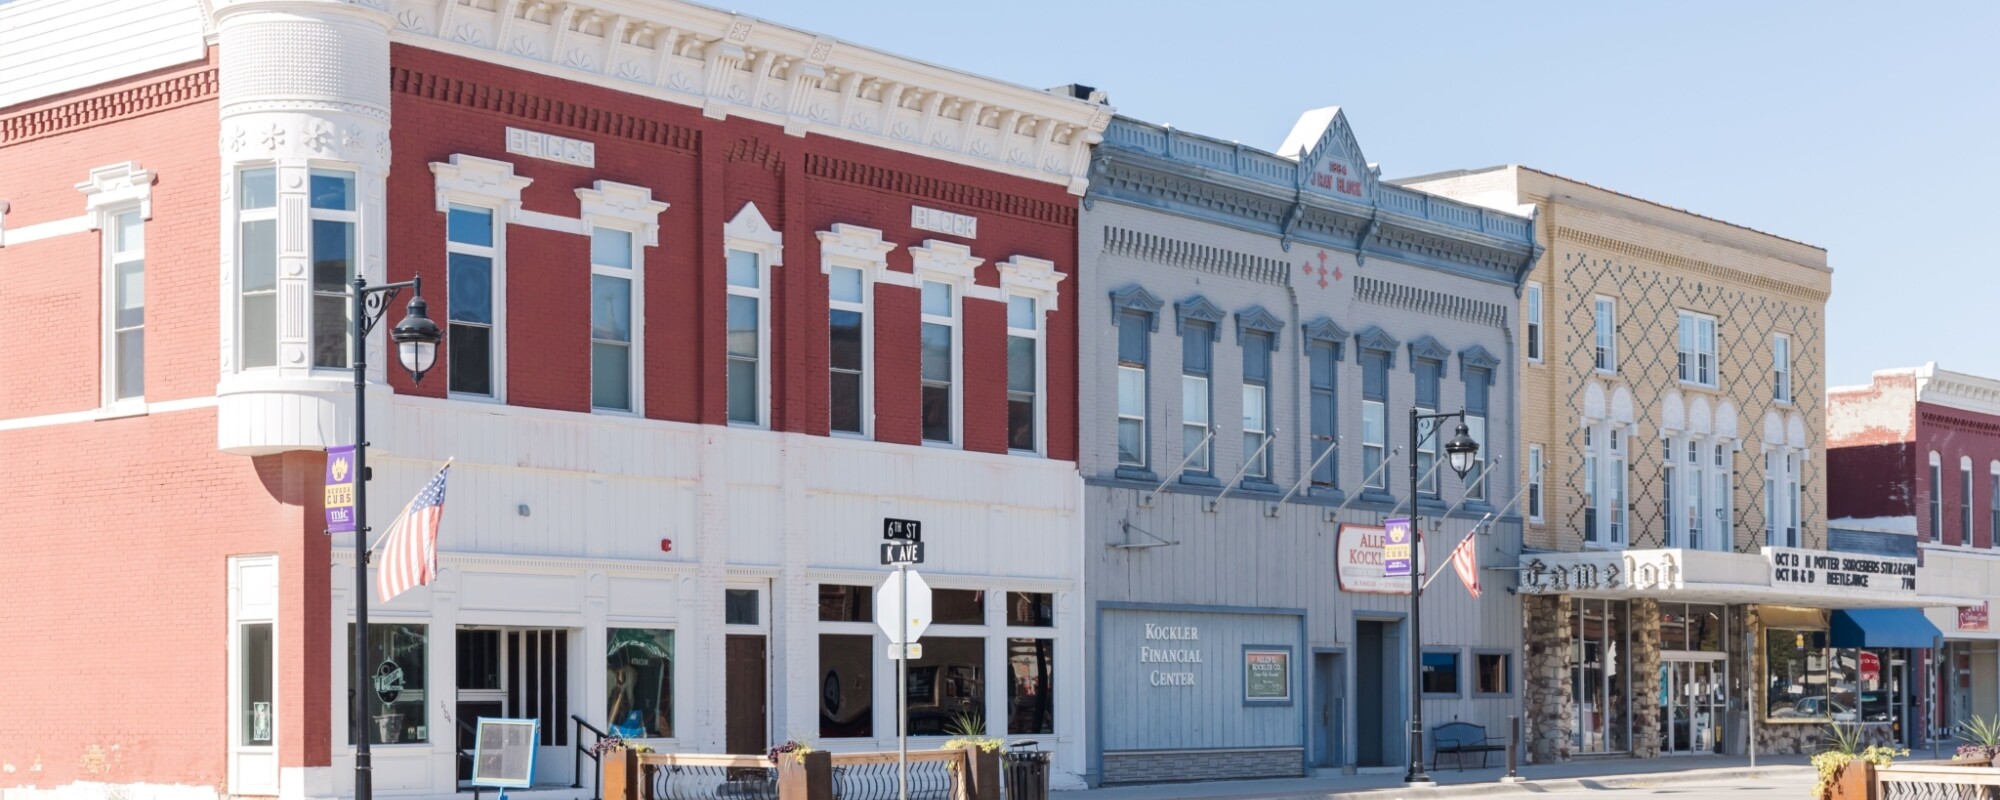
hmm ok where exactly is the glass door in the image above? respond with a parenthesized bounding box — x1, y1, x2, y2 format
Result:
(1659, 658, 1726, 755)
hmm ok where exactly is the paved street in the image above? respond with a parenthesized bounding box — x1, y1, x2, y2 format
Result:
(1536, 775, 1801, 796)
(1055, 757, 1818, 800)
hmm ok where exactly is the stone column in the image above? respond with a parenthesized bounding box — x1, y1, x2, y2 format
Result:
(1629, 598, 1662, 758)
(1523, 594, 1573, 763)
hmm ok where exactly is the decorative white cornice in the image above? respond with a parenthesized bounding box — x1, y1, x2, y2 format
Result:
(817, 222, 907, 287)
(1916, 364, 2000, 420)
(575, 179, 670, 246)
(430, 154, 534, 220)
(996, 255, 1063, 311)
(387, 0, 1112, 193)
(908, 239, 981, 281)
(723, 201, 783, 267)
(75, 161, 156, 222)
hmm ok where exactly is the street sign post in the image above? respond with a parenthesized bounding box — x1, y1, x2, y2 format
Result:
(877, 523, 931, 800)
(1383, 517, 1413, 578)
(875, 570, 932, 644)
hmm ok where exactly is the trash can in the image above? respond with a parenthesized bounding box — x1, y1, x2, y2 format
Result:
(1003, 742, 1049, 800)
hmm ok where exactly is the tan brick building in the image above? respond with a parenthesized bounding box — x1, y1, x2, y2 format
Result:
(1407, 167, 1979, 761)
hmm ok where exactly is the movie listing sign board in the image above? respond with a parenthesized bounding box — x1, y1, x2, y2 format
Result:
(1766, 547, 1918, 593)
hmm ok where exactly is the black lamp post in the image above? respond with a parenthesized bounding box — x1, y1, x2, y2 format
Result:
(1404, 408, 1480, 785)
(351, 274, 441, 800)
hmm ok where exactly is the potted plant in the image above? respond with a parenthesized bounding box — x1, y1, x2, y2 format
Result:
(770, 739, 830, 800)
(1812, 722, 1904, 800)
(942, 712, 1002, 800)
(595, 735, 652, 800)
(1955, 715, 2000, 766)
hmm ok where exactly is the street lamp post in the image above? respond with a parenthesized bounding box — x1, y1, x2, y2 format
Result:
(1404, 408, 1480, 786)
(350, 274, 442, 800)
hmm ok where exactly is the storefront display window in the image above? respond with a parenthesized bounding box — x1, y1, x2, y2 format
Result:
(1421, 651, 1460, 696)
(906, 637, 984, 735)
(820, 584, 872, 622)
(606, 628, 674, 738)
(348, 623, 428, 745)
(1474, 652, 1511, 696)
(933, 590, 986, 625)
(1765, 628, 1829, 721)
(1572, 598, 1630, 753)
(1007, 638, 1053, 734)
(820, 634, 874, 738)
(1765, 628, 1908, 731)
(1006, 592, 1053, 627)
(242, 622, 274, 746)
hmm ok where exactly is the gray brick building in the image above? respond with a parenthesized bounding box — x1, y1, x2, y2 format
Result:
(1077, 107, 1538, 783)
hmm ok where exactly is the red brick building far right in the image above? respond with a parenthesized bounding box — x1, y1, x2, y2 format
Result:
(1828, 363, 2000, 736)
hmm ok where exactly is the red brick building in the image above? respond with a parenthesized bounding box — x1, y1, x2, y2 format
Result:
(0, 1, 1108, 798)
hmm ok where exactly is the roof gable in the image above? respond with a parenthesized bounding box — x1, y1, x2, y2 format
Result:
(1276, 106, 1375, 206)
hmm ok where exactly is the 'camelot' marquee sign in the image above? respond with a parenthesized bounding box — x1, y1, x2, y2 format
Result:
(1518, 550, 1682, 595)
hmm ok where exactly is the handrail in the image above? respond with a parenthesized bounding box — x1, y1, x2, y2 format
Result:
(572, 714, 606, 800)
(632, 753, 773, 769)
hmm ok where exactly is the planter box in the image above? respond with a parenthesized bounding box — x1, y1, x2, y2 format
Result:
(602, 748, 636, 800)
(1830, 760, 1874, 800)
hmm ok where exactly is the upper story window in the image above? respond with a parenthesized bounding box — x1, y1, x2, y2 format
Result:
(1605, 426, 1627, 546)
(446, 205, 498, 398)
(1594, 297, 1617, 373)
(590, 227, 638, 412)
(105, 209, 145, 402)
(1773, 334, 1792, 404)
(1714, 443, 1733, 549)
(726, 248, 766, 425)
(1525, 282, 1543, 363)
(1241, 330, 1273, 482)
(1990, 462, 1999, 549)
(309, 170, 357, 369)
(1963, 456, 1976, 545)
(1414, 357, 1442, 496)
(829, 265, 868, 435)
(1464, 367, 1490, 501)
(1771, 449, 1807, 548)
(1677, 311, 1717, 388)
(239, 168, 280, 370)
(1928, 451, 1943, 544)
(1180, 319, 1213, 476)
(1116, 309, 1151, 469)
(920, 280, 957, 444)
(1006, 295, 1041, 453)
(1361, 347, 1389, 489)
(1527, 444, 1544, 523)
(1308, 339, 1338, 488)
(1584, 427, 1599, 542)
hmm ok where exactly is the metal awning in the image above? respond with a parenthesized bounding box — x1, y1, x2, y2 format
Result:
(1832, 608, 1943, 649)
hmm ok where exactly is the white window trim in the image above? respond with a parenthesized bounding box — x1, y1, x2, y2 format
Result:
(442, 204, 505, 402)
(1008, 295, 1047, 457)
(819, 224, 895, 439)
(578, 181, 670, 416)
(909, 240, 988, 448)
(1930, 450, 1944, 544)
(998, 255, 1063, 457)
(431, 155, 532, 404)
(1584, 422, 1629, 550)
(1677, 311, 1719, 389)
(1594, 296, 1617, 375)
(1963, 455, 1977, 548)
(234, 165, 279, 372)
(79, 162, 154, 410)
(1527, 444, 1544, 524)
(1773, 333, 1793, 405)
(307, 168, 361, 371)
(724, 202, 783, 428)
(227, 554, 279, 796)
(1525, 281, 1543, 364)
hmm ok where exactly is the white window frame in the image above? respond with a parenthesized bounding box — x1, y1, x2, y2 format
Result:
(77, 161, 154, 409)
(444, 204, 503, 400)
(590, 225, 642, 414)
(1990, 461, 2000, 550)
(909, 240, 986, 449)
(1584, 426, 1600, 543)
(1773, 334, 1793, 404)
(235, 165, 280, 371)
(1684, 436, 1706, 550)
(577, 180, 670, 416)
(1964, 455, 1976, 547)
(1008, 295, 1046, 456)
(1594, 297, 1617, 374)
(431, 154, 532, 404)
(1527, 444, 1544, 524)
(227, 554, 279, 796)
(1525, 281, 1543, 364)
(819, 224, 899, 439)
(1930, 450, 1944, 544)
(724, 202, 784, 428)
(1787, 451, 1801, 548)
(308, 168, 359, 371)
(1607, 425, 1627, 547)
(997, 255, 1063, 457)
(1713, 441, 1733, 551)
(1677, 311, 1718, 388)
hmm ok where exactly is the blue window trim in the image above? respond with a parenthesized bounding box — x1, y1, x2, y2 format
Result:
(1235, 305, 1284, 350)
(1470, 648, 1516, 698)
(1109, 284, 1163, 329)
(1302, 316, 1349, 359)
(1407, 335, 1450, 373)
(1421, 647, 1463, 699)
(1175, 295, 1226, 338)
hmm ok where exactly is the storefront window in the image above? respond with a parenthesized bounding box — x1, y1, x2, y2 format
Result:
(1475, 653, 1511, 695)
(1573, 599, 1630, 752)
(933, 590, 986, 625)
(242, 623, 274, 746)
(1659, 604, 1727, 653)
(820, 634, 874, 738)
(1829, 649, 1860, 722)
(1422, 651, 1460, 696)
(1006, 592, 1053, 627)
(820, 585, 873, 622)
(348, 623, 428, 745)
(1007, 638, 1054, 734)
(906, 637, 985, 735)
(1765, 628, 1829, 721)
(607, 629, 674, 738)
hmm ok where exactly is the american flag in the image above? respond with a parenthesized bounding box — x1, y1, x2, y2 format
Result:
(1448, 528, 1481, 599)
(376, 462, 451, 603)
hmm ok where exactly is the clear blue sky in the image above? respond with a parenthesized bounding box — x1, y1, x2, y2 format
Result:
(725, 0, 1998, 389)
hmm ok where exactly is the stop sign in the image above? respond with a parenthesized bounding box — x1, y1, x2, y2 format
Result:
(876, 570, 932, 645)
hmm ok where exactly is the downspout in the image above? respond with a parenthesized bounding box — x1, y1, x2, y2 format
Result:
(1288, 276, 1302, 503)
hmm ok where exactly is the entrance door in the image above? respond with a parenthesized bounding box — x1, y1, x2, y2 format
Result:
(454, 628, 573, 785)
(725, 635, 768, 755)
(1658, 659, 1724, 754)
(1313, 653, 1344, 768)
(1354, 620, 1402, 768)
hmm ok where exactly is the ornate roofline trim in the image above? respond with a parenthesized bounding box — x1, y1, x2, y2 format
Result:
(1109, 284, 1162, 331)
(1235, 306, 1283, 350)
(1174, 295, 1225, 339)
(1458, 344, 1500, 383)
(387, 0, 1112, 194)
(1557, 227, 1829, 305)
(1407, 335, 1450, 369)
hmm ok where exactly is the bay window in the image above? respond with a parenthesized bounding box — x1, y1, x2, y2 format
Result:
(310, 170, 356, 369)
(239, 168, 279, 369)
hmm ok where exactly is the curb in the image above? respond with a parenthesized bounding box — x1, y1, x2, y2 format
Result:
(1255, 764, 1814, 799)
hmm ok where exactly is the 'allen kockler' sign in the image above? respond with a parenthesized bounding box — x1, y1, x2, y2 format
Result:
(325, 445, 356, 533)
(1767, 548, 1918, 592)
(1139, 623, 1201, 687)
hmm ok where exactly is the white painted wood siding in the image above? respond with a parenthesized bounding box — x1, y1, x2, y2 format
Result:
(0, 0, 205, 109)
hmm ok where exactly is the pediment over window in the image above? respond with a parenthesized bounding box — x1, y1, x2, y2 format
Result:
(1235, 305, 1284, 350)
(1109, 284, 1163, 330)
(1458, 345, 1500, 383)
(725, 201, 783, 265)
(1175, 295, 1225, 339)
(1354, 326, 1400, 362)
(1407, 335, 1450, 369)
(1302, 316, 1348, 360)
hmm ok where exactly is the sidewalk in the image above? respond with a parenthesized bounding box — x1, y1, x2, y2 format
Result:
(1056, 756, 1816, 799)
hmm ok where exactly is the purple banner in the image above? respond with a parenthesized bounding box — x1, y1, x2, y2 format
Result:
(326, 445, 357, 533)
(1382, 517, 1412, 578)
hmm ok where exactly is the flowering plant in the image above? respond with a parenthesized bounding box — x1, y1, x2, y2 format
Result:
(590, 735, 653, 758)
(766, 740, 816, 765)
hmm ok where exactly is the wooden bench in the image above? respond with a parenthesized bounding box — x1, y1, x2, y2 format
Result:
(1432, 722, 1504, 771)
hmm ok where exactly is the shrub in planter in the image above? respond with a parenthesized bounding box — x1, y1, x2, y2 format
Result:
(1955, 715, 2000, 765)
(1813, 723, 1905, 800)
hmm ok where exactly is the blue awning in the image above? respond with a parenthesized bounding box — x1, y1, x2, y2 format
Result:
(1830, 608, 1942, 649)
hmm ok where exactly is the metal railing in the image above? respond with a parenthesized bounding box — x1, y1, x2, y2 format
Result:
(573, 715, 609, 800)
(612, 749, 975, 800)
(1874, 762, 2000, 799)
(827, 751, 960, 800)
